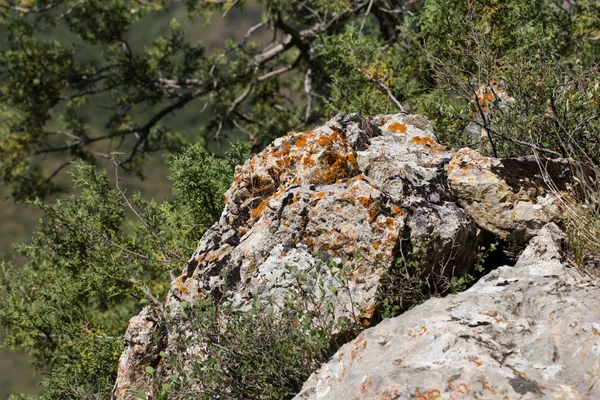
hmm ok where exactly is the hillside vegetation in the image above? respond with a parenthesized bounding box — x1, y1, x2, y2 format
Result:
(0, 0, 599, 398)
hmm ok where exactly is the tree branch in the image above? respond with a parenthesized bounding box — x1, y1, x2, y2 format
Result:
(360, 68, 406, 112)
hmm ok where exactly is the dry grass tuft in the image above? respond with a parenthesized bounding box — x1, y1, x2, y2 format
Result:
(539, 157, 600, 277)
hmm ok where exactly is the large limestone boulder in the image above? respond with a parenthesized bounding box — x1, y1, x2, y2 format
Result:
(448, 149, 569, 242)
(166, 113, 480, 320)
(114, 113, 575, 399)
(296, 224, 600, 399)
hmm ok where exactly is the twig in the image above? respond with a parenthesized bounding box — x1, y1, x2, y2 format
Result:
(453, 116, 562, 156)
(112, 156, 186, 263)
(471, 87, 498, 158)
(304, 67, 313, 123)
(361, 68, 406, 112)
(128, 276, 164, 309)
(359, 0, 374, 36)
(0, 1, 62, 13)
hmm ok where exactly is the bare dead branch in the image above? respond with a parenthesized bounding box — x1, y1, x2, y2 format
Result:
(112, 156, 186, 263)
(0, 1, 63, 13)
(361, 68, 406, 112)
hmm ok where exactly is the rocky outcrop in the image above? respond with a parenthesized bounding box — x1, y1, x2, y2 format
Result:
(114, 113, 577, 399)
(296, 224, 600, 399)
(113, 307, 165, 399)
(448, 149, 568, 242)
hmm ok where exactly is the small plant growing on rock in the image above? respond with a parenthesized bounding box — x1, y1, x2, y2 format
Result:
(140, 260, 363, 399)
(546, 161, 600, 277)
(377, 236, 498, 320)
(377, 242, 428, 320)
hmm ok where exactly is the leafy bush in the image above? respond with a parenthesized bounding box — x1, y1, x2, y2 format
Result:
(0, 142, 249, 399)
(137, 257, 363, 400)
(377, 236, 497, 320)
(415, 0, 600, 161)
(2, 0, 600, 398)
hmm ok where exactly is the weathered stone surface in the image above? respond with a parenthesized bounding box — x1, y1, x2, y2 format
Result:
(448, 149, 564, 242)
(113, 306, 164, 400)
(168, 113, 479, 318)
(296, 224, 600, 400)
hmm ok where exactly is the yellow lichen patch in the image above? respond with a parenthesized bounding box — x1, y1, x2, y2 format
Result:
(238, 226, 248, 236)
(173, 276, 189, 294)
(387, 122, 408, 134)
(410, 136, 446, 153)
(250, 197, 270, 219)
(391, 204, 405, 216)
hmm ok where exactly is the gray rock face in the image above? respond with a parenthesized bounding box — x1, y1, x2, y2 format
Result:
(296, 224, 600, 400)
(113, 307, 164, 399)
(447, 149, 570, 242)
(114, 113, 575, 399)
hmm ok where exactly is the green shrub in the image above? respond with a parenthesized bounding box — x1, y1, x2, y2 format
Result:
(0, 142, 249, 399)
(140, 258, 363, 400)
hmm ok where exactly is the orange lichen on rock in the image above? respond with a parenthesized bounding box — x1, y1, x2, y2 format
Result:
(250, 198, 269, 219)
(233, 127, 361, 224)
(410, 136, 446, 153)
(350, 333, 368, 363)
(410, 326, 427, 338)
(306, 148, 358, 186)
(358, 376, 373, 395)
(379, 116, 393, 126)
(362, 302, 376, 320)
(357, 195, 380, 223)
(388, 122, 408, 134)
(412, 388, 441, 400)
(391, 204, 405, 216)
(173, 276, 189, 294)
(374, 388, 401, 400)
(466, 355, 483, 367)
(294, 130, 312, 148)
(310, 191, 327, 204)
